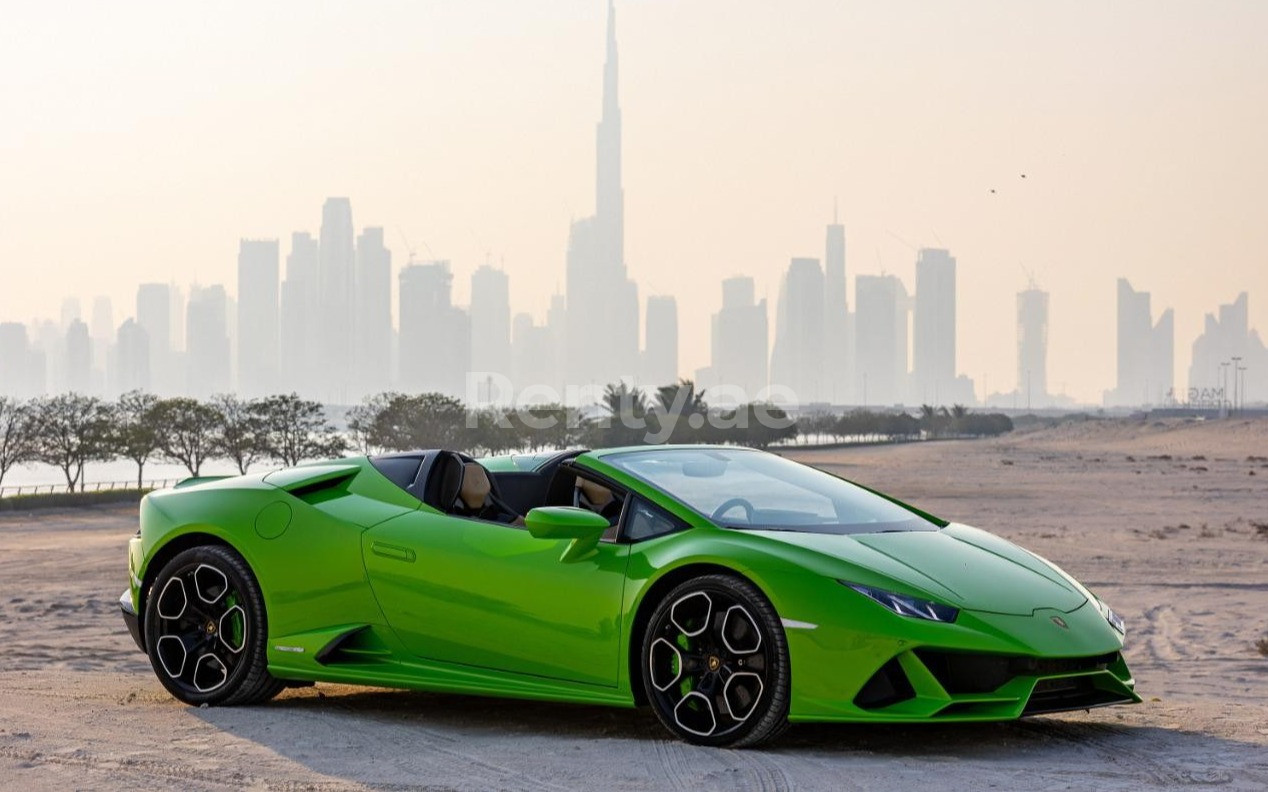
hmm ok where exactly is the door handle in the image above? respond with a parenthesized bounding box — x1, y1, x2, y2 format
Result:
(371, 541, 416, 563)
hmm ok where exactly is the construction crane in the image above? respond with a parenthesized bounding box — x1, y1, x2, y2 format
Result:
(396, 227, 432, 265)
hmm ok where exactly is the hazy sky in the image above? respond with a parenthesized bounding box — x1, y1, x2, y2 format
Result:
(3, 0, 1266, 403)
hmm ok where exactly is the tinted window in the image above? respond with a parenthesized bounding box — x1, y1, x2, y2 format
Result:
(624, 498, 685, 542)
(370, 455, 423, 492)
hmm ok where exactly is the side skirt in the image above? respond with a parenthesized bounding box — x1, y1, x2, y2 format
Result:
(270, 657, 636, 708)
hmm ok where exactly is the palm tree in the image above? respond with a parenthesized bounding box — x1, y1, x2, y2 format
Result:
(602, 382, 648, 419)
(655, 379, 707, 415)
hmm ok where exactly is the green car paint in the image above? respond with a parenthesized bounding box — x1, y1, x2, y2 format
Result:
(122, 445, 1138, 722)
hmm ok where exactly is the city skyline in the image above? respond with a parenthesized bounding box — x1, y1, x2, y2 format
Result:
(3, 211, 1266, 408)
(3, 1, 1268, 405)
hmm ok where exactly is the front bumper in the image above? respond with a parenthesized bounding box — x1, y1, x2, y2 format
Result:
(778, 580, 1139, 722)
(841, 647, 1138, 721)
(119, 589, 144, 652)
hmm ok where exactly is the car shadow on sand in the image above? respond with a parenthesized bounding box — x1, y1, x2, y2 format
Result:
(190, 686, 1263, 789)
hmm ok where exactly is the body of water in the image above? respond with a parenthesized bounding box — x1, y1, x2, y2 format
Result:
(2, 459, 251, 491)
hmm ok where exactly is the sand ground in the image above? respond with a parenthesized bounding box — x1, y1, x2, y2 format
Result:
(1, 417, 1266, 790)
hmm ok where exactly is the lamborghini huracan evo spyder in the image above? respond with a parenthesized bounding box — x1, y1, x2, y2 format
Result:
(119, 445, 1139, 746)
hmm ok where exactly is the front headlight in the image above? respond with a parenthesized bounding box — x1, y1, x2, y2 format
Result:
(1098, 599, 1126, 635)
(841, 581, 959, 623)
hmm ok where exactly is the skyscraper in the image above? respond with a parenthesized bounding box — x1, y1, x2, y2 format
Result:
(565, 0, 640, 390)
(398, 261, 470, 398)
(280, 231, 320, 397)
(89, 296, 113, 384)
(705, 276, 768, 405)
(771, 258, 825, 404)
(854, 274, 908, 407)
(511, 313, 555, 400)
(186, 285, 230, 398)
(546, 293, 568, 394)
(59, 298, 81, 329)
(318, 197, 355, 403)
(823, 209, 850, 404)
(1188, 292, 1266, 404)
(1017, 286, 1049, 408)
(642, 295, 678, 389)
(354, 226, 392, 397)
(1106, 279, 1173, 407)
(64, 319, 91, 394)
(236, 238, 280, 397)
(470, 265, 511, 395)
(0, 323, 38, 397)
(169, 283, 185, 356)
(136, 283, 172, 393)
(911, 248, 957, 405)
(114, 319, 150, 394)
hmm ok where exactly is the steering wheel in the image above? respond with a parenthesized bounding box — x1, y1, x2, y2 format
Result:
(711, 497, 755, 523)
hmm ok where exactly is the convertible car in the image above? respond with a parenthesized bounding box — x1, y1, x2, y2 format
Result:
(120, 445, 1138, 747)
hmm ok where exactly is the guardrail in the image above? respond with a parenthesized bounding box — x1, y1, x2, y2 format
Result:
(0, 479, 181, 499)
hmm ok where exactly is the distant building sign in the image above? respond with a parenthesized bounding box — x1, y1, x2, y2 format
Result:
(1165, 387, 1226, 410)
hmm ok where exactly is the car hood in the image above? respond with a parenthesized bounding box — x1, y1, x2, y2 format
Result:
(748, 522, 1087, 615)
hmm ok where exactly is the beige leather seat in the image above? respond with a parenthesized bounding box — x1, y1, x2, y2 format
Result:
(576, 478, 614, 510)
(459, 463, 493, 511)
(457, 462, 524, 525)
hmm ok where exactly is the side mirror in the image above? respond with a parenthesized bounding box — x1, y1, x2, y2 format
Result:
(525, 506, 610, 562)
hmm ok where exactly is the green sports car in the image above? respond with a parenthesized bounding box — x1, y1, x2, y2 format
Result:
(119, 445, 1138, 747)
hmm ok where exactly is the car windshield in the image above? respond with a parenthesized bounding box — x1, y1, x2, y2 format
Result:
(603, 447, 941, 535)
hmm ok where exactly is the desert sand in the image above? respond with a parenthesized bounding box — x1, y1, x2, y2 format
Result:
(1, 417, 1266, 790)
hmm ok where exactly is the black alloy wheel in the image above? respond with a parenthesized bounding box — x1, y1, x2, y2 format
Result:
(642, 574, 790, 747)
(143, 545, 284, 706)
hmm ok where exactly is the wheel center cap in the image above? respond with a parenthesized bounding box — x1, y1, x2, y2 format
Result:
(707, 655, 721, 672)
(206, 621, 217, 635)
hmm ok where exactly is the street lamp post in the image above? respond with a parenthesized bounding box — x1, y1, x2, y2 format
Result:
(1220, 361, 1230, 418)
(1231, 356, 1242, 414)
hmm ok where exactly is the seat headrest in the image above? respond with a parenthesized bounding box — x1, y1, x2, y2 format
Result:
(425, 452, 464, 512)
(459, 463, 492, 510)
(577, 478, 613, 508)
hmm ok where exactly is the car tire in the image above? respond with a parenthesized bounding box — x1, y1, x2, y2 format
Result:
(143, 544, 285, 706)
(641, 573, 790, 747)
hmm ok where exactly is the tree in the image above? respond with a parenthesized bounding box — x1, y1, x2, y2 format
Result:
(715, 403, 798, 448)
(802, 410, 837, 445)
(589, 382, 650, 447)
(651, 379, 708, 444)
(346, 393, 393, 455)
(654, 379, 707, 415)
(509, 403, 577, 452)
(210, 394, 267, 474)
(359, 392, 468, 452)
(153, 397, 223, 477)
(31, 393, 114, 492)
(0, 397, 37, 488)
(256, 393, 346, 466)
(957, 412, 1013, 437)
(465, 407, 519, 456)
(113, 390, 162, 488)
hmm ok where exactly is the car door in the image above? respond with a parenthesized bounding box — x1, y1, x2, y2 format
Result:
(362, 507, 630, 687)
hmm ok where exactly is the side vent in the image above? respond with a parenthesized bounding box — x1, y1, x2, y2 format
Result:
(265, 463, 362, 505)
(854, 658, 916, 709)
(315, 626, 393, 666)
(285, 472, 358, 505)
